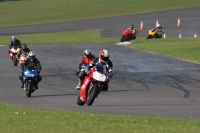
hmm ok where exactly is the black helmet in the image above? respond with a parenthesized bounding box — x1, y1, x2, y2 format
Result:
(22, 44, 27, 49)
(84, 49, 92, 58)
(130, 25, 134, 29)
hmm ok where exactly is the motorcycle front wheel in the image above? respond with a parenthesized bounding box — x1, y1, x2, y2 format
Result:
(120, 36, 126, 42)
(77, 96, 85, 106)
(86, 84, 99, 106)
(26, 82, 33, 97)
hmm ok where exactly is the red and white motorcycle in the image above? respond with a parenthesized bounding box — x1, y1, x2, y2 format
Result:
(77, 62, 109, 106)
(9, 45, 19, 66)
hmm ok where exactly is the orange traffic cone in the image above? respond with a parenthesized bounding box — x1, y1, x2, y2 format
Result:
(177, 17, 181, 27)
(179, 33, 182, 38)
(163, 32, 166, 38)
(140, 21, 144, 30)
(194, 33, 197, 37)
(156, 19, 159, 27)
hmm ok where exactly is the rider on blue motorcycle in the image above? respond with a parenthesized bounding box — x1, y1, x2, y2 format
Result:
(19, 51, 42, 89)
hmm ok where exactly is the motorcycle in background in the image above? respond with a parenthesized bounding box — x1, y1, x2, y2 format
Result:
(147, 29, 165, 39)
(9, 45, 20, 66)
(120, 29, 138, 42)
(18, 52, 29, 67)
(77, 62, 109, 106)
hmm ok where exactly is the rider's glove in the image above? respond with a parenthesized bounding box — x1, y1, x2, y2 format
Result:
(108, 71, 113, 79)
(85, 70, 90, 75)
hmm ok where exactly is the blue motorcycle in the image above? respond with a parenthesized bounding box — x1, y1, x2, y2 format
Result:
(23, 65, 38, 97)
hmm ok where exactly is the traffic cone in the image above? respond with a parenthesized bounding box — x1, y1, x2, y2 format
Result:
(177, 17, 181, 27)
(194, 33, 197, 37)
(140, 21, 144, 30)
(163, 32, 166, 38)
(156, 19, 159, 27)
(179, 33, 182, 38)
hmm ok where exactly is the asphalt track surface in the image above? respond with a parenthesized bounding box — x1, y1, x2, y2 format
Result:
(1, 7, 200, 119)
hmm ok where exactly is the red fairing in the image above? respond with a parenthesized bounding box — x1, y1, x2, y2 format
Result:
(79, 77, 91, 102)
(123, 30, 133, 41)
(79, 67, 108, 102)
(9, 47, 18, 61)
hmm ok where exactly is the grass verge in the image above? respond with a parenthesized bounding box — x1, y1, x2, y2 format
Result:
(129, 37, 200, 63)
(0, 30, 118, 45)
(0, 0, 200, 26)
(1, 103, 200, 133)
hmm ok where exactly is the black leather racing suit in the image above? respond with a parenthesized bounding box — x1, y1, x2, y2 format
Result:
(19, 58, 42, 87)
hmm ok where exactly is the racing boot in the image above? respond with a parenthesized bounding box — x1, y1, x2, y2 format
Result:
(76, 82, 81, 90)
(75, 79, 82, 90)
(35, 83, 39, 89)
(21, 82, 24, 88)
(21, 84, 24, 88)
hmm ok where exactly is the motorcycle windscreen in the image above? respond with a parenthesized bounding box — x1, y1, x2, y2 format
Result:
(26, 65, 36, 71)
(93, 62, 107, 82)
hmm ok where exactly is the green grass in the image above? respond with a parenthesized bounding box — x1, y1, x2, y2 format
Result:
(0, 30, 118, 45)
(1, 104, 200, 133)
(129, 37, 200, 63)
(0, 0, 200, 26)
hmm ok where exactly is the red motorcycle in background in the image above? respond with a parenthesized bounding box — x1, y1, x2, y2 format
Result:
(9, 45, 19, 66)
(77, 62, 109, 106)
(120, 29, 138, 42)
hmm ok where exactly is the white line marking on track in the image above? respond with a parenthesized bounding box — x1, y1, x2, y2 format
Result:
(115, 42, 132, 45)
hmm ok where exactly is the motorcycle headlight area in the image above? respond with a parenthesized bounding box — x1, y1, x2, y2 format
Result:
(24, 71, 35, 77)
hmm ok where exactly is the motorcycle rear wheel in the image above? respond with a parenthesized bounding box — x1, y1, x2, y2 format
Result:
(146, 35, 153, 39)
(86, 84, 99, 106)
(132, 35, 136, 40)
(13, 55, 17, 66)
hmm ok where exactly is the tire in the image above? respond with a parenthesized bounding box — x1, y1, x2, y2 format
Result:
(77, 96, 85, 106)
(157, 34, 162, 38)
(26, 82, 32, 97)
(86, 84, 99, 106)
(13, 55, 17, 66)
(102, 83, 108, 91)
(146, 35, 152, 39)
(120, 36, 126, 42)
(132, 35, 136, 40)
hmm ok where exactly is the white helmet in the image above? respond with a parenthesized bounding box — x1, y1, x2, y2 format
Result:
(29, 51, 35, 56)
(29, 51, 36, 60)
(12, 36, 16, 40)
(99, 49, 109, 62)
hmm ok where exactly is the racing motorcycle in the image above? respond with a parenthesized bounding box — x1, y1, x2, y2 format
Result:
(77, 62, 109, 106)
(18, 52, 29, 67)
(23, 65, 38, 97)
(120, 29, 138, 42)
(9, 45, 19, 66)
(146, 29, 165, 39)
